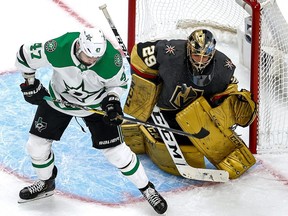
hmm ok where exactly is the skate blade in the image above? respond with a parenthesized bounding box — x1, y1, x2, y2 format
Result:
(18, 191, 54, 204)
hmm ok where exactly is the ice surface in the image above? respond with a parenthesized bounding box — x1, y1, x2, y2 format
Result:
(1, 0, 288, 215)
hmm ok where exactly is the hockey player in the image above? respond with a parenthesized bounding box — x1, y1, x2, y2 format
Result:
(15, 27, 167, 214)
(124, 29, 257, 179)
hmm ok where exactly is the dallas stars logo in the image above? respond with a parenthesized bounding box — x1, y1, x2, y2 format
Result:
(86, 34, 93, 41)
(45, 40, 57, 52)
(114, 53, 122, 67)
(62, 80, 102, 103)
(77, 63, 88, 72)
(35, 117, 47, 132)
(165, 45, 176, 55)
(224, 59, 235, 70)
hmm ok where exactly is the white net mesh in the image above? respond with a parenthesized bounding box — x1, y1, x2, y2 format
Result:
(134, 0, 249, 42)
(132, 0, 288, 154)
(258, 2, 288, 153)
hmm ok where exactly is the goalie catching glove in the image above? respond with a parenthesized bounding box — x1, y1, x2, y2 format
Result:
(20, 78, 49, 105)
(101, 94, 123, 126)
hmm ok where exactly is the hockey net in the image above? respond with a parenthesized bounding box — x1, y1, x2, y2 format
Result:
(127, 0, 288, 154)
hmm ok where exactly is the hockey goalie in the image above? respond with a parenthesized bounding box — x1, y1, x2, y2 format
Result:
(122, 29, 257, 179)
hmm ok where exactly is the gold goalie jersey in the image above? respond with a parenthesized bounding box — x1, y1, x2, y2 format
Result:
(123, 39, 257, 179)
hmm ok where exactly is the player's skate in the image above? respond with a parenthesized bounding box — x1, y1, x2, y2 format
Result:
(18, 166, 57, 203)
(140, 182, 168, 214)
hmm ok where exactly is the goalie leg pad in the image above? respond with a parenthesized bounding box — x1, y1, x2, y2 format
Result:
(217, 141, 256, 179)
(176, 96, 256, 178)
(139, 125, 205, 176)
(124, 74, 162, 122)
(121, 122, 205, 176)
(121, 123, 146, 154)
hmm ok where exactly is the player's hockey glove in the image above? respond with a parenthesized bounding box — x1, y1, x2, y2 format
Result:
(101, 94, 123, 126)
(20, 78, 49, 105)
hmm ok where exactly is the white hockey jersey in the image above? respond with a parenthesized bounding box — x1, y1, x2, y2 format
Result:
(15, 32, 128, 117)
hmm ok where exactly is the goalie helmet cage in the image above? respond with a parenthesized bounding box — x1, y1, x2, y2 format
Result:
(127, 0, 288, 154)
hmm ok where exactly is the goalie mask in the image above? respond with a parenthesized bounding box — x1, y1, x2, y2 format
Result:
(187, 29, 216, 86)
(78, 27, 107, 58)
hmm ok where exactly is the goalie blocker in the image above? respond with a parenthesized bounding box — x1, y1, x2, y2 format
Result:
(175, 84, 257, 179)
(123, 74, 257, 179)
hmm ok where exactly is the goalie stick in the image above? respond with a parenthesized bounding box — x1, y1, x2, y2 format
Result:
(151, 106, 229, 182)
(99, 5, 229, 182)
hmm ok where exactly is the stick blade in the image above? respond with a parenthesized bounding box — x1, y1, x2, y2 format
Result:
(177, 165, 229, 182)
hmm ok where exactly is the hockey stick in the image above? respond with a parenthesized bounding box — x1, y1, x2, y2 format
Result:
(99, 4, 130, 62)
(98, 5, 229, 182)
(98, 4, 210, 138)
(151, 107, 229, 182)
(44, 99, 228, 183)
(43, 96, 208, 139)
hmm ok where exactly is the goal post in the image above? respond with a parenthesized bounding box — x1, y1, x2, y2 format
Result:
(127, 0, 288, 154)
(244, 1, 261, 155)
